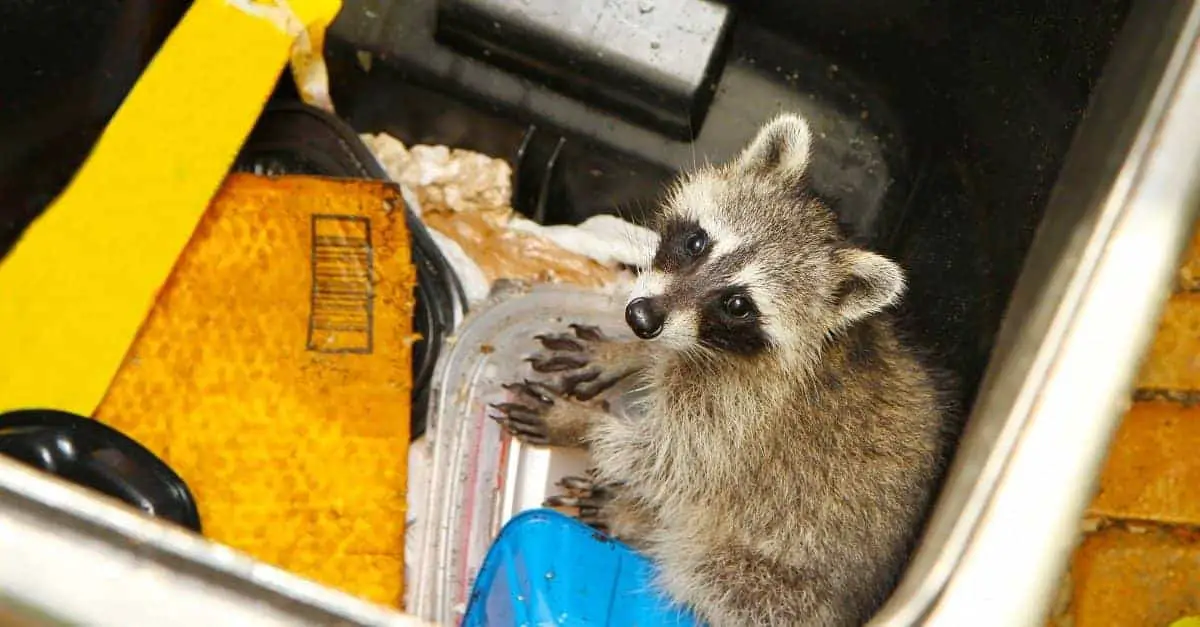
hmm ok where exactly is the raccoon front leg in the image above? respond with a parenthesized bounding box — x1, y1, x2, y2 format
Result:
(545, 472, 618, 528)
(489, 384, 634, 532)
(491, 323, 652, 529)
(545, 472, 657, 547)
(490, 323, 647, 447)
(489, 380, 609, 448)
(526, 323, 648, 401)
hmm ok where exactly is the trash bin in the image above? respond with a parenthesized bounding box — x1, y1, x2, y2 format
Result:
(324, 0, 1200, 624)
(4, 0, 1200, 625)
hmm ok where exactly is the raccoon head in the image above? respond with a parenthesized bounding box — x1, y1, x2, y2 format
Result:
(626, 113, 906, 368)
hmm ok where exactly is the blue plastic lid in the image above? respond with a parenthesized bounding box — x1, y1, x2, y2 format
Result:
(462, 508, 701, 626)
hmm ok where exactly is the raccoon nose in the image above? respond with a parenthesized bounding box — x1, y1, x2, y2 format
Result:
(625, 298, 665, 339)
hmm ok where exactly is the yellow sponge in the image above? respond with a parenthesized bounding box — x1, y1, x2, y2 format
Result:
(95, 174, 415, 607)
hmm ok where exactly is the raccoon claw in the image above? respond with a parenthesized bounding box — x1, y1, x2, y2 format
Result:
(534, 333, 586, 352)
(545, 473, 616, 528)
(545, 495, 605, 521)
(557, 366, 602, 394)
(526, 322, 646, 402)
(489, 403, 550, 445)
(569, 323, 606, 342)
(527, 352, 590, 372)
(489, 402, 542, 423)
(568, 372, 620, 401)
(488, 412, 549, 445)
(547, 499, 601, 520)
(502, 381, 556, 406)
(556, 474, 598, 492)
(524, 348, 622, 400)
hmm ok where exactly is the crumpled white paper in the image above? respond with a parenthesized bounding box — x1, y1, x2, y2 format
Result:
(361, 132, 656, 303)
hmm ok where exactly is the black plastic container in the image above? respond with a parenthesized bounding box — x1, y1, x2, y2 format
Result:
(0, 409, 202, 532)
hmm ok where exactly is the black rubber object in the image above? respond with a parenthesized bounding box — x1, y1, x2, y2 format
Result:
(0, 409, 202, 533)
(232, 100, 466, 439)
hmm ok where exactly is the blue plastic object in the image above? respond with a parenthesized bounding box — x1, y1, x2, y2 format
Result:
(462, 508, 701, 626)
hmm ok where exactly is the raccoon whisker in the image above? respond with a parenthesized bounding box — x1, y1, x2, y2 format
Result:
(684, 345, 720, 374)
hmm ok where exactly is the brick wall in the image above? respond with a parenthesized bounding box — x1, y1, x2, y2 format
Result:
(1051, 228, 1200, 627)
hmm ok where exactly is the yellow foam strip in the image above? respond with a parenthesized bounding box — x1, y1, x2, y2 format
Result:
(0, 0, 341, 415)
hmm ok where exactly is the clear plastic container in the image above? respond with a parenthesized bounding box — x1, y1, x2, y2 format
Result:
(409, 281, 639, 625)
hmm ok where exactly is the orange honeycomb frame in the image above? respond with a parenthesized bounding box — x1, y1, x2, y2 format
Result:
(96, 174, 415, 607)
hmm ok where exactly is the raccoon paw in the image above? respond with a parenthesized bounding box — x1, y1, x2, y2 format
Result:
(526, 324, 644, 401)
(489, 380, 607, 448)
(544, 472, 618, 531)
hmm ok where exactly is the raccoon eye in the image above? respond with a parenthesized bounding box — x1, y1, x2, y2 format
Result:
(725, 295, 753, 318)
(685, 231, 708, 256)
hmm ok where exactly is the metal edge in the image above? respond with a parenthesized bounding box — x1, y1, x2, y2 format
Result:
(923, 22, 1200, 624)
(0, 455, 429, 626)
(870, 1, 1200, 624)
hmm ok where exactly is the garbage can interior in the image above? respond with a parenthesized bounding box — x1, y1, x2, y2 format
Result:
(326, 0, 1133, 430)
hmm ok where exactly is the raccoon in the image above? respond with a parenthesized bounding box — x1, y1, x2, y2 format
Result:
(491, 114, 952, 626)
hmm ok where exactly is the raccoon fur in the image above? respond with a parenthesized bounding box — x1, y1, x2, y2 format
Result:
(491, 113, 953, 627)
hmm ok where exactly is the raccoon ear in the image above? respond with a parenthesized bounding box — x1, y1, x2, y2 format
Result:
(736, 114, 813, 178)
(832, 249, 906, 324)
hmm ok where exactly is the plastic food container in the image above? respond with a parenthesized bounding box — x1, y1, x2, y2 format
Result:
(409, 281, 642, 624)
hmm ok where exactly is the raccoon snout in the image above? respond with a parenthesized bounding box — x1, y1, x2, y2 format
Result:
(625, 297, 665, 339)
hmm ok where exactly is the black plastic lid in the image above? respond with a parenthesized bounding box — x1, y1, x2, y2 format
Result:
(0, 409, 202, 533)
